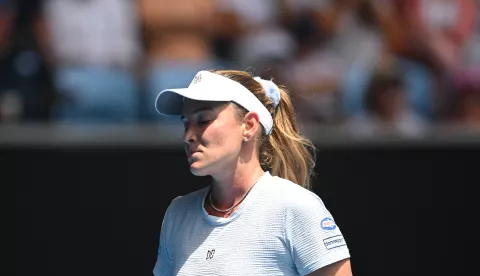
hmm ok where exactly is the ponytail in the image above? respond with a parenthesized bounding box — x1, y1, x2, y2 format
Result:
(260, 86, 316, 189)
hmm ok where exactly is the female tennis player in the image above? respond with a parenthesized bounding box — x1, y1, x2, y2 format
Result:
(153, 70, 352, 276)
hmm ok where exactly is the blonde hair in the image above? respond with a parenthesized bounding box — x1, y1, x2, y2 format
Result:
(210, 70, 316, 189)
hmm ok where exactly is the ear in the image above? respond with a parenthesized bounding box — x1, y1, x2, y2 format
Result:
(241, 112, 261, 141)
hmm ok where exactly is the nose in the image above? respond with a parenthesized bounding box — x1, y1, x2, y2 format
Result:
(183, 125, 196, 145)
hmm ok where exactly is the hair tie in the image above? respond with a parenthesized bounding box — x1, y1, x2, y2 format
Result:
(254, 77, 281, 109)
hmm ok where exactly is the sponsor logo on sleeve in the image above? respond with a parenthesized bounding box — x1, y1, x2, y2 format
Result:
(323, 235, 346, 250)
(321, 217, 337, 231)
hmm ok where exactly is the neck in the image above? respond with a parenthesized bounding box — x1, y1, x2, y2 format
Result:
(210, 159, 265, 210)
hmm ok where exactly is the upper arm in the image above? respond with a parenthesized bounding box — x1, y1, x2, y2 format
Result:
(153, 201, 178, 276)
(307, 258, 352, 276)
(285, 192, 351, 276)
(153, 219, 173, 276)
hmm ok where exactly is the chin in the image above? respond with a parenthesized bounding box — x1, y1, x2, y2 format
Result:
(189, 163, 210, 176)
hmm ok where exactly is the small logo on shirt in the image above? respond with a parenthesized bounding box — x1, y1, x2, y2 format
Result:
(206, 249, 215, 260)
(321, 217, 337, 231)
(323, 235, 346, 250)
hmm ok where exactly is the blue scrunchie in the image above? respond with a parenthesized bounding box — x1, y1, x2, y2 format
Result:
(254, 77, 281, 109)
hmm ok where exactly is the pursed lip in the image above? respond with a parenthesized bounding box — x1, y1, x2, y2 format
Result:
(187, 151, 201, 164)
(187, 149, 201, 158)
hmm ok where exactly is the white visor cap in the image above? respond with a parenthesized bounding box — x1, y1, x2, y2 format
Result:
(155, 70, 274, 134)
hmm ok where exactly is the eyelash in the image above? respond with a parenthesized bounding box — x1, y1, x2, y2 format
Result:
(183, 120, 210, 130)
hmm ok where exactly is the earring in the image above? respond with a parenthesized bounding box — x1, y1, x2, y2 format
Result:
(243, 137, 248, 142)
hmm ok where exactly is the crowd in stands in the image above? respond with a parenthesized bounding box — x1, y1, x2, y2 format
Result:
(0, 0, 479, 137)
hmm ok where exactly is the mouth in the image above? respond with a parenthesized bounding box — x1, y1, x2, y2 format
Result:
(187, 150, 201, 158)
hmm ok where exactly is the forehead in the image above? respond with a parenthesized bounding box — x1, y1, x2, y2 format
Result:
(183, 99, 218, 110)
(181, 99, 231, 117)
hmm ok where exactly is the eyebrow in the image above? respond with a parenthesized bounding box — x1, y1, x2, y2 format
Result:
(180, 107, 214, 121)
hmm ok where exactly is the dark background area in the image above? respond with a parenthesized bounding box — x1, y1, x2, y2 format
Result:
(12, 144, 479, 276)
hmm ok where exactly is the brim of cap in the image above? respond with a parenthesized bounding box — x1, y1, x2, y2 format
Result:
(155, 88, 230, 115)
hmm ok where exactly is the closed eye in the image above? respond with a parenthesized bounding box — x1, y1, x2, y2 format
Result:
(198, 120, 211, 126)
(182, 120, 211, 131)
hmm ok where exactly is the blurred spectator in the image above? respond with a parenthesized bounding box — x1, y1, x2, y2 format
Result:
(392, 0, 477, 71)
(41, 0, 142, 124)
(339, 0, 436, 121)
(343, 67, 427, 137)
(281, 8, 342, 123)
(317, 0, 385, 71)
(458, 1, 480, 67)
(138, 0, 225, 122)
(284, 0, 389, 123)
(217, 0, 297, 71)
(0, 0, 56, 124)
(382, 0, 477, 120)
(458, 88, 480, 125)
(449, 67, 480, 125)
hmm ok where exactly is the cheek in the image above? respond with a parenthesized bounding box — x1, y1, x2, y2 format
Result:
(203, 120, 241, 150)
